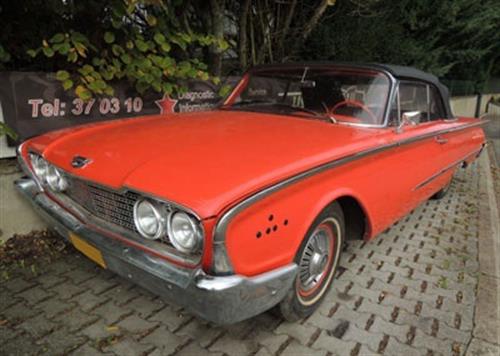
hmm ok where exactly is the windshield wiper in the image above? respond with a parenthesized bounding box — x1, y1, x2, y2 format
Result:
(270, 103, 337, 123)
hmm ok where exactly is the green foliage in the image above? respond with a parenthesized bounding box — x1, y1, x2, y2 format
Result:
(303, 0, 500, 87)
(0, 122, 18, 140)
(15, 1, 228, 99)
(0, 44, 11, 68)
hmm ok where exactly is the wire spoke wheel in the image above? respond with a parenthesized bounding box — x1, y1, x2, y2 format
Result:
(279, 203, 344, 321)
(298, 224, 332, 293)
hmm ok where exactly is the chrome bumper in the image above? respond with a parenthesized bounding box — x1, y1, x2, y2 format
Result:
(15, 177, 297, 324)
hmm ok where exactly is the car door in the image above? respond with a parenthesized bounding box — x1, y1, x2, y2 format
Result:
(387, 80, 452, 212)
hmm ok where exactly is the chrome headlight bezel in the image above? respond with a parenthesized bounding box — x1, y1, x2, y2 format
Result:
(45, 165, 68, 191)
(167, 211, 203, 254)
(29, 153, 49, 182)
(133, 198, 167, 240)
(28, 153, 68, 192)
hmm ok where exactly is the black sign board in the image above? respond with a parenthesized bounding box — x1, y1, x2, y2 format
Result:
(0, 72, 240, 146)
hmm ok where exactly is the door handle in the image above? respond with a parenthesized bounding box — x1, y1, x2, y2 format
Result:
(435, 135, 448, 144)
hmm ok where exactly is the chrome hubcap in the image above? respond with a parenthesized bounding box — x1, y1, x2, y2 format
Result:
(298, 225, 332, 292)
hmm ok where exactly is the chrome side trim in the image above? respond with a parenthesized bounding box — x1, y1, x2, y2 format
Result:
(413, 149, 481, 191)
(212, 120, 487, 273)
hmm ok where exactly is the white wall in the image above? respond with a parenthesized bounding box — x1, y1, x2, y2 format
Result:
(0, 102, 17, 159)
(450, 94, 500, 117)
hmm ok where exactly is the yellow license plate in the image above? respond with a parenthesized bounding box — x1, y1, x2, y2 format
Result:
(70, 233, 106, 268)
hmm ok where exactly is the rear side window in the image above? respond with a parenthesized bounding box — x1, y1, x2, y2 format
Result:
(389, 81, 445, 124)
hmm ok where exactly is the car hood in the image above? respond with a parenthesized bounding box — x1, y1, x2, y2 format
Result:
(29, 110, 386, 218)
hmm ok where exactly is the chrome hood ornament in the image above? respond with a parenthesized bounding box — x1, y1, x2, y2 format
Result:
(71, 156, 92, 168)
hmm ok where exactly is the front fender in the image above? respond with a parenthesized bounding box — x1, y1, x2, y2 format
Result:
(221, 161, 376, 276)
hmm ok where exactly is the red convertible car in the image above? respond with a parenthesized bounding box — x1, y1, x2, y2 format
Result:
(16, 63, 486, 324)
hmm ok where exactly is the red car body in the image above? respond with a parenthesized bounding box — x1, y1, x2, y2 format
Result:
(16, 63, 486, 324)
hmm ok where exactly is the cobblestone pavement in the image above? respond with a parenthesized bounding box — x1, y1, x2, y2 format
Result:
(0, 154, 497, 356)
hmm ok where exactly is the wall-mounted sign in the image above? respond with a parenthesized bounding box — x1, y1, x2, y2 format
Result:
(0, 72, 240, 153)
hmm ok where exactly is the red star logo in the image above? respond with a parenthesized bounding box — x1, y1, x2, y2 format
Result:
(155, 94, 178, 114)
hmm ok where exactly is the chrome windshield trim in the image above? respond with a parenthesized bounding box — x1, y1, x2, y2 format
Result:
(224, 64, 397, 129)
(213, 120, 487, 272)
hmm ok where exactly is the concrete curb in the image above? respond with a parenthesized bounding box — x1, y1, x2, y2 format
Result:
(467, 149, 500, 355)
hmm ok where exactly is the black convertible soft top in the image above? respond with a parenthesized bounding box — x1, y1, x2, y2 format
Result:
(250, 62, 454, 118)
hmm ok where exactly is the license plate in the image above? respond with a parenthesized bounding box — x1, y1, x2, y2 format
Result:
(70, 233, 106, 268)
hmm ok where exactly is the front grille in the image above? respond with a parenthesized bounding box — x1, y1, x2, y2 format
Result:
(65, 177, 140, 233)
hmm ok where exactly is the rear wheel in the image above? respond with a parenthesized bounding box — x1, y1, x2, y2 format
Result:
(432, 176, 453, 200)
(279, 202, 344, 321)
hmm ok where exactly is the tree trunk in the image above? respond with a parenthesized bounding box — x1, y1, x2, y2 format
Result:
(238, 0, 252, 70)
(209, 0, 225, 76)
(287, 0, 335, 60)
(277, 0, 297, 61)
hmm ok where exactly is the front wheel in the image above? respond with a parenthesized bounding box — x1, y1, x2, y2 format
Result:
(279, 202, 344, 321)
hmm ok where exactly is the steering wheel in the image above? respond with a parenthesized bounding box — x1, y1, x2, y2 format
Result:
(331, 100, 378, 123)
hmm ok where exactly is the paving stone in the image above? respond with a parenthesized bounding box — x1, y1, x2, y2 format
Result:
(305, 311, 345, 331)
(274, 321, 318, 346)
(64, 268, 96, 285)
(1, 335, 45, 356)
(3, 277, 36, 293)
(116, 314, 158, 337)
(139, 324, 189, 354)
(80, 319, 120, 340)
(76, 290, 109, 312)
(252, 330, 289, 355)
(148, 305, 190, 332)
(175, 341, 224, 356)
(209, 332, 260, 356)
(0, 294, 20, 312)
(46, 259, 76, 275)
(312, 330, 359, 355)
(370, 316, 409, 344)
(0, 325, 20, 343)
(34, 298, 75, 319)
(34, 273, 66, 288)
(36, 327, 86, 354)
(53, 307, 99, 332)
(175, 319, 224, 348)
(466, 337, 500, 356)
(122, 295, 165, 318)
(1, 302, 40, 325)
(80, 276, 120, 295)
(102, 335, 154, 356)
(91, 300, 132, 325)
(411, 329, 461, 355)
(49, 281, 86, 300)
(101, 284, 141, 306)
(16, 313, 58, 338)
(384, 335, 427, 356)
(281, 339, 327, 356)
(17, 286, 53, 305)
(473, 274, 500, 345)
(71, 343, 113, 356)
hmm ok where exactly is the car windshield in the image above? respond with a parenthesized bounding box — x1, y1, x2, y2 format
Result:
(223, 66, 391, 126)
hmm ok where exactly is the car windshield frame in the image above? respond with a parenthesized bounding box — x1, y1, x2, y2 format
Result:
(221, 65, 396, 128)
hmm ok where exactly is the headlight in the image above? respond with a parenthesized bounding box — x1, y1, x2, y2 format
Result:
(168, 211, 202, 253)
(29, 153, 49, 181)
(133, 199, 166, 240)
(45, 165, 68, 192)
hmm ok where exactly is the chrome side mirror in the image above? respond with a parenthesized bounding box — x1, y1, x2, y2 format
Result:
(396, 111, 421, 132)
